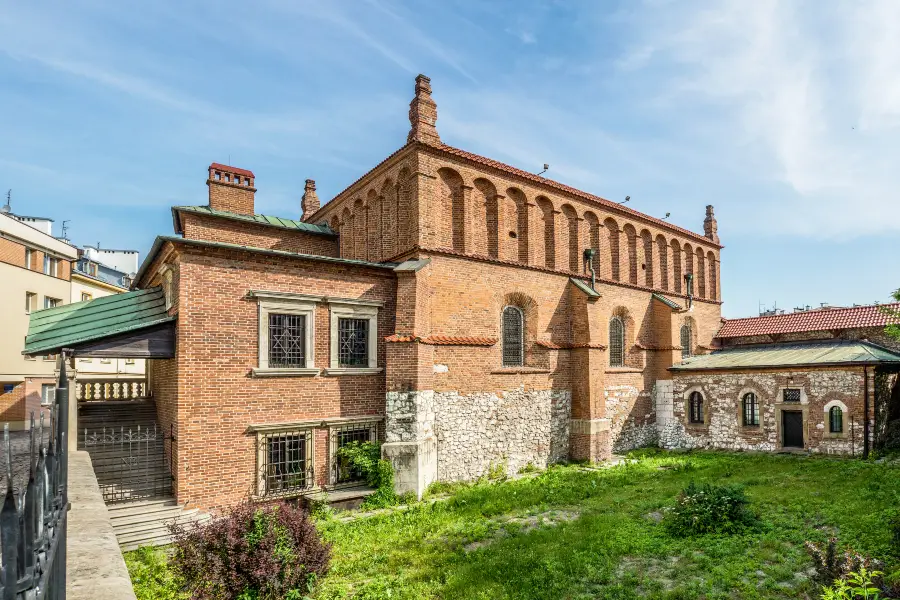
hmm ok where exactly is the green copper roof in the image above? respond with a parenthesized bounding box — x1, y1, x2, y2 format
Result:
(652, 293, 683, 310)
(24, 287, 174, 356)
(670, 340, 900, 372)
(569, 277, 601, 298)
(172, 206, 335, 236)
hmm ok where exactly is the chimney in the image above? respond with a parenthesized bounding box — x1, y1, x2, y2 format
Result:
(407, 74, 440, 145)
(207, 163, 256, 215)
(301, 179, 320, 221)
(703, 205, 719, 244)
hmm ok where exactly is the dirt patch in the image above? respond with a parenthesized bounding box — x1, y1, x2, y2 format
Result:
(463, 509, 580, 552)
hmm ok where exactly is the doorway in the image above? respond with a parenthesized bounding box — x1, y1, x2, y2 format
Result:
(782, 411, 804, 448)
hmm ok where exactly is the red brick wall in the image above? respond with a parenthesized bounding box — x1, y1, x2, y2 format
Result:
(0, 382, 25, 423)
(181, 213, 339, 257)
(208, 179, 255, 215)
(170, 246, 395, 510)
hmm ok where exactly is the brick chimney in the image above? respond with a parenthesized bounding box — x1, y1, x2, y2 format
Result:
(207, 163, 256, 215)
(301, 179, 320, 221)
(407, 74, 440, 145)
(704, 205, 719, 244)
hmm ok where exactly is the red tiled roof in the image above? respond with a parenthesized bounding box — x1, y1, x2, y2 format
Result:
(717, 303, 900, 339)
(535, 340, 607, 350)
(209, 163, 255, 178)
(434, 143, 721, 249)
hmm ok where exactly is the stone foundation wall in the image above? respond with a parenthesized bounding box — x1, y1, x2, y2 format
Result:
(668, 369, 866, 455)
(606, 384, 656, 453)
(433, 388, 571, 480)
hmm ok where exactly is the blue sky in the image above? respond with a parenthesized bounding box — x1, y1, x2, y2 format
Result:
(1, 0, 896, 318)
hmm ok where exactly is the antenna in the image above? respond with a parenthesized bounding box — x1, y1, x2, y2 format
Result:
(620, 195, 631, 205)
(536, 163, 549, 176)
(61, 220, 71, 240)
(0, 189, 10, 214)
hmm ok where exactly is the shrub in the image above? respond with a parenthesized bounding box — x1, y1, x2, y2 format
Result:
(125, 546, 186, 600)
(805, 538, 884, 586)
(662, 481, 756, 536)
(821, 568, 885, 600)
(336, 441, 399, 509)
(170, 500, 331, 600)
(889, 511, 900, 557)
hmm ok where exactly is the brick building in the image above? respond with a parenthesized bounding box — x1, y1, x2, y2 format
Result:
(665, 304, 900, 457)
(27, 75, 728, 511)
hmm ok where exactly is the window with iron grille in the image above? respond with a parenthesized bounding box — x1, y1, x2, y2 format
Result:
(330, 421, 380, 485)
(680, 324, 692, 358)
(829, 406, 843, 433)
(338, 318, 369, 367)
(502, 306, 524, 367)
(609, 317, 625, 367)
(257, 430, 312, 497)
(268, 313, 307, 368)
(742, 392, 759, 426)
(783, 388, 801, 403)
(689, 391, 704, 424)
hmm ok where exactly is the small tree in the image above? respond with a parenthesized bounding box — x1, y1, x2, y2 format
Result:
(885, 288, 900, 342)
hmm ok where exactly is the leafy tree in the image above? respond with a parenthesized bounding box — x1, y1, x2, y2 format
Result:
(886, 288, 900, 341)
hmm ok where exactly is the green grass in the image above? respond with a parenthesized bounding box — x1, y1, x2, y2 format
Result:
(126, 450, 900, 600)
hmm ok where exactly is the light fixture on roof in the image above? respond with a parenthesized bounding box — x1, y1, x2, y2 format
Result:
(536, 164, 549, 176)
(620, 195, 631, 205)
(662, 212, 671, 220)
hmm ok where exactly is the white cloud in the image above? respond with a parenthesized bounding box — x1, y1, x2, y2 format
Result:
(618, 0, 900, 238)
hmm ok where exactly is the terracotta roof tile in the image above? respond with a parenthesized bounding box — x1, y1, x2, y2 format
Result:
(717, 303, 900, 338)
(209, 163, 255, 178)
(385, 334, 417, 343)
(423, 335, 497, 346)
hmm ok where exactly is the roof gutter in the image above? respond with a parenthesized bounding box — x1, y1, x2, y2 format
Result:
(669, 360, 890, 373)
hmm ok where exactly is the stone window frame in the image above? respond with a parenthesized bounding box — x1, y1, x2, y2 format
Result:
(737, 386, 763, 430)
(773, 384, 809, 450)
(327, 418, 383, 488)
(823, 399, 849, 439)
(252, 294, 319, 378)
(325, 300, 382, 376)
(252, 425, 316, 499)
(683, 385, 709, 429)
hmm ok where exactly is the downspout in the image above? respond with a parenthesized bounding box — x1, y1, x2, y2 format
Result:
(684, 273, 694, 310)
(863, 365, 870, 459)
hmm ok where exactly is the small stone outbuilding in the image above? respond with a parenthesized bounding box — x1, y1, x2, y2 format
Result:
(665, 304, 900, 456)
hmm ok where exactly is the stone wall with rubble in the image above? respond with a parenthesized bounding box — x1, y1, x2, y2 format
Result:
(606, 383, 658, 453)
(666, 368, 867, 455)
(432, 388, 571, 481)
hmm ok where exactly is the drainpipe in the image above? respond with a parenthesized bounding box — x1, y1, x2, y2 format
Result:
(863, 365, 870, 459)
(684, 273, 694, 310)
(583, 248, 596, 291)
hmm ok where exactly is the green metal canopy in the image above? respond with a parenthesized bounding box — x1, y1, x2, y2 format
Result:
(670, 340, 900, 372)
(24, 287, 174, 356)
(172, 205, 335, 236)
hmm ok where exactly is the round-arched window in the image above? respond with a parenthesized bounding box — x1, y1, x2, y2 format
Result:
(829, 406, 843, 434)
(609, 316, 625, 367)
(742, 392, 759, 426)
(501, 306, 524, 367)
(689, 391, 704, 424)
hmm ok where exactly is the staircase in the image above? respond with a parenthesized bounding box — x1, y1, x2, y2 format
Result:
(78, 400, 209, 549)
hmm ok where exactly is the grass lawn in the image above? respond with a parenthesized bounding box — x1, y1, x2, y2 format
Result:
(127, 450, 900, 600)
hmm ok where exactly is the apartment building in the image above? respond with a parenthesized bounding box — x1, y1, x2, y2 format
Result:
(0, 210, 77, 428)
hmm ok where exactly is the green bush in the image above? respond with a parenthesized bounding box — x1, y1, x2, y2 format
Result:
(662, 481, 756, 536)
(124, 546, 186, 600)
(821, 568, 885, 600)
(336, 441, 400, 509)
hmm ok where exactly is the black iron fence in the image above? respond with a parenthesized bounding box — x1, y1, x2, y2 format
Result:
(0, 355, 70, 599)
(83, 424, 173, 504)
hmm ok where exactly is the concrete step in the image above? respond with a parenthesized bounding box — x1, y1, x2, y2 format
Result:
(107, 498, 181, 517)
(109, 497, 211, 550)
(113, 511, 208, 537)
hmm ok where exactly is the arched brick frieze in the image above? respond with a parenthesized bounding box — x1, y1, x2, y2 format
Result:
(623, 223, 638, 285)
(670, 238, 682, 294)
(640, 229, 654, 288)
(536, 196, 556, 270)
(584, 211, 601, 277)
(397, 167, 412, 251)
(507, 187, 529, 264)
(367, 189, 381, 262)
(380, 178, 396, 260)
(340, 206, 353, 259)
(695, 246, 707, 299)
(474, 178, 498, 258)
(656, 234, 669, 292)
(353, 198, 366, 261)
(604, 217, 620, 282)
(707, 250, 718, 301)
(437, 167, 465, 252)
(561, 204, 580, 272)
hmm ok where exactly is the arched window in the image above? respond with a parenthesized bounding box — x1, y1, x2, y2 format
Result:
(689, 391, 704, 424)
(609, 316, 625, 367)
(502, 306, 524, 367)
(829, 406, 843, 433)
(742, 392, 759, 426)
(680, 324, 692, 358)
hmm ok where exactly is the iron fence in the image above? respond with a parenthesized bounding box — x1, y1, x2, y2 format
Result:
(0, 355, 70, 599)
(83, 424, 173, 504)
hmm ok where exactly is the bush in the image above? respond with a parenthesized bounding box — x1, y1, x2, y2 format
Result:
(662, 481, 756, 536)
(336, 441, 399, 509)
(821, 568, 885, 600)
(125, 546, 186, 600)
(170, 500, 330, 600)
(805, 538, 884, 586)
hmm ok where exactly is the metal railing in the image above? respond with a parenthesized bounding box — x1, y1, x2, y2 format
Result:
(0, 355, 70, 599)
(83, 424, 173, 504)
(75, 379, 148, 402)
